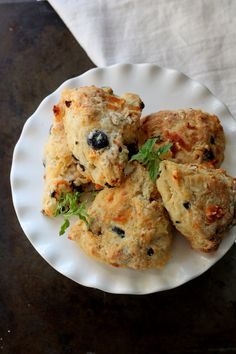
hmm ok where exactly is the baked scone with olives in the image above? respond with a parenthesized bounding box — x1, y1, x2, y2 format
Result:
(69, 163, 173, 269)
(42, 113, 88, 217)
(157, 160, 236, 252)
(140, 109, 225, 167)
(54, 86, 144, 187)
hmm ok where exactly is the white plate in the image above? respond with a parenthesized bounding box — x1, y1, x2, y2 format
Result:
(10, 63, 236, 294)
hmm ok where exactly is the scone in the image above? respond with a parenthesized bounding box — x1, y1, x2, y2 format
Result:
(54, 86, 144, 187)
(157, 160, 236, 252)
(140, 109, 225, 167)
(42, 113, 88, 217)
(69, 164, 173, 269)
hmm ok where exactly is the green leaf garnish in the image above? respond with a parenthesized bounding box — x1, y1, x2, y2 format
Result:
(55, 191, 90, 235)
(156, 143, 173, 156)
(131, 138, 173, 181)
(59, 218, 70, 236)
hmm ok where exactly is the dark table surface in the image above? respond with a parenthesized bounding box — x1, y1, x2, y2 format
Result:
(1, 2, 236, 354)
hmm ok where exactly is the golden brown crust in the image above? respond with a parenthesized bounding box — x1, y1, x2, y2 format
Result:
(69, 164, 173, 269)
(157, 161, 236, 252)
(139, 109, 225, 167)
(57, 86, 143, 186)
(43, 87, 234, 265)
(42, 116, 88, 217)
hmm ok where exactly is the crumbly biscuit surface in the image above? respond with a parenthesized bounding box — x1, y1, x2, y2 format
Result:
(42, 117, 87, 217)
(140, 109, 225, 167)
(43, 85, 233, 268)
(69, 164, 173, 269)
(54, 86, 143, 186)
(157, 160, 236, 252)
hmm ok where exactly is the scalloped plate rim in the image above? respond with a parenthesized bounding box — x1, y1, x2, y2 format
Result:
(10, 63, 236, 295)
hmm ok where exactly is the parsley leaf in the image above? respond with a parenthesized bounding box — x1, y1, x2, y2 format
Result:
(130, 138, 172, 181)
(131, 138, 157, 164)
(155, 143, 173, 156)
(55, 191, 90, 235)
(59, 218, 70, 236)
(148, 158, 160, 181)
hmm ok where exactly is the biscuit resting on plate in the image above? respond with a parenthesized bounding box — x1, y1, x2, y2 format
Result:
(54, 86, 144, 187)
(157, 160, 236, 252)
(140, 109, 225, 167)
(69, 164, 173, 269)
(42, 113, 88, 217)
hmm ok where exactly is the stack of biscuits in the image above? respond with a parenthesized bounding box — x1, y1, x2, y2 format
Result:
(42, 86, 236, 269)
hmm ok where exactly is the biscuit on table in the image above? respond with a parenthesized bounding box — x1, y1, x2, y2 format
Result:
(42, 114, 88, 217)
(54, 86, 144, 187)
(69, 163, 173, 269)
(157, 160, 236, 252)
(140, 109, 225, 167)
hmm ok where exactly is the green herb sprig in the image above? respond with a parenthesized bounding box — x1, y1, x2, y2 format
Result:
(130, 138, 172, 181)
(55, 191, 89, 235)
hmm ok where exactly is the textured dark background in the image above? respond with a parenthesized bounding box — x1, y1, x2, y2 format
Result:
(0, 2, 236, 354)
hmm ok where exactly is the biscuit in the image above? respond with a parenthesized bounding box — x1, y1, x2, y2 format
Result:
(157, 160, 236, 252)
(42, 114, 88, 217)
(69, 163, 173, 269)
(54, 86, 144, 187)
(140, 109, 225, 167)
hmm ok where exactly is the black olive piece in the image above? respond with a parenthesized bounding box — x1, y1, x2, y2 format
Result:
(96, 229, 102, 236)
(127, 143, 138, 160)
(119, 146, 122, 153)
(147, 248, 154, 256)
(65, 100, 72, 107)
(72, 154, 79, 161)
(50, 191, 56, 198)
(71, 182, 84, 193)
(87, 130, 109, 150)
(140, 101, 145, 109)
(112, 226, 125, 238)
(75, 141, 78, 145)
(175, 221, 181, 224)
(78, 163, 85, 172)
(210, 136, 215, 144)
(203, 148, 215, 161)
(105, 183, 114, 188)
(183, 202, 191, 210)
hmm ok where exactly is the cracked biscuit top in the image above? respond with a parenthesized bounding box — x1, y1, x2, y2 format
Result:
(69, 163, 173, 269)
(140, 109, 225, 167)
(157, 160, 236, 252)
(54, 86, 144, 187)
